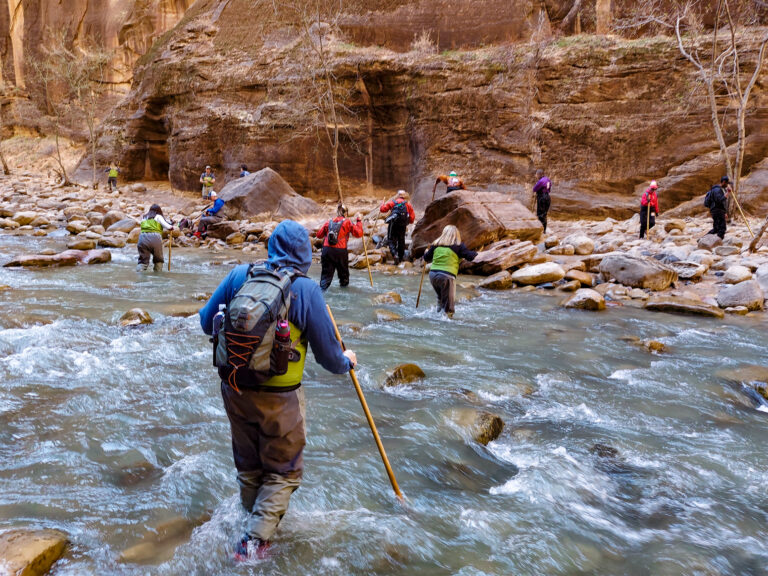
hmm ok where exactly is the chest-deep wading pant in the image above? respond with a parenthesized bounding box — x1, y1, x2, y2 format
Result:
(387, 221, 407, 263)
(220, 383, 306, 542)
(320, 246, 350, 290)
(137, 232, 164, 271)
(709, 208, 727, 239)
(536, 194, 551, 232)
(429, 270, 456, 314)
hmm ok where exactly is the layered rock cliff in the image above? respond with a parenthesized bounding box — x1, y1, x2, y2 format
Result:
(15, 0, 767, 219)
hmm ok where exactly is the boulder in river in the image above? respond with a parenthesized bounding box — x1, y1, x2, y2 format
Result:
(384, 363, 426, 387)
(107, 218, 139, 234)
(461, 239, 538, 275)
(374, 291, 402, 305)
(219, 168, 320, 220)
(564, 269, 595, 287)
(119, 514, 210, 565)
(98, 235, 127, 249)
(510, 262, 565, 285)
(644, 296, 725, 318)
(351, 252, 382, 268)
(4, 249, 111, 268)
(563, 288, 606, 311)
(478, 271, 514, 290)
(411, 191, 543, 256)
(450, 408, 504, 445)
(562, 233, 595, 255)
(12, 211, 37, 225)
(102, 210, 126, 229)
(65, 220, 87, 234)
(120, 308, 153, 327)
(723, 265, 752, 284)
(716, 280, 764, 311)
(599, 254, 677, 291)
(0, 528, 68, 576)
(67, 238, 97, 250)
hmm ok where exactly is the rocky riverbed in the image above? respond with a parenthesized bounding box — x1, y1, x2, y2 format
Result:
(2, 172, 766, 321)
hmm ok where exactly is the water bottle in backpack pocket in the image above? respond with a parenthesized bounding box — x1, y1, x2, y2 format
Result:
(385, 202, 409, 225)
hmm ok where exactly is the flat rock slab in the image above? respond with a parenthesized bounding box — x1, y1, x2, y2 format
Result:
(0, 528, 68, 576)
(411, 191, 543, 256)
(644, 296, 725, 318)
(461, 239, 537, 275)
(599, 254, 677, 291)
(3, 249, 111, 268)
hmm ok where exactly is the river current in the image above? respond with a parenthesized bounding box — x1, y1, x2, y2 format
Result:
(1, 232, 767, 575)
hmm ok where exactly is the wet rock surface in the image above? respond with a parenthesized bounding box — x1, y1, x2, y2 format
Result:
(0, 529, 68, 576)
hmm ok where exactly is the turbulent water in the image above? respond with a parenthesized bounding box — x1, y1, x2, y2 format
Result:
(2, 233, 768, 575)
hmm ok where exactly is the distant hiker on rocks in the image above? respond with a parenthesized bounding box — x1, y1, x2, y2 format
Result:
(380, 190, 415, 265)
(199, 220, 357, 562)
(200, 165, 216, 199)
(639, 180, 659, 239)
(239, 164, 250, 178)
(423, 225, 477, 318)
(315, 204, 363, 291)
(195, 191, 225, 238)
(105, 164, 120, 192)
(137, 204, 173, 272)
(533, 169, 552, 232)
(436, 171, 466, 194)
(704, 176, 729, 239)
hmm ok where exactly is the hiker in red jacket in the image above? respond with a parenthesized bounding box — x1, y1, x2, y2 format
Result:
(380, 190, 415, 265)
(316, 204, 363, 290)
(640, 180, 659, 239)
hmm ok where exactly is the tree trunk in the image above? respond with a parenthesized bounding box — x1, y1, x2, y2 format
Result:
(748, 216, 768, 252)
(596, 0, 612, 34)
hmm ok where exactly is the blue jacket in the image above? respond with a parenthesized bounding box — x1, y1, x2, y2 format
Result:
(206, 198, 225, 216)
(199, 220, 353, 375)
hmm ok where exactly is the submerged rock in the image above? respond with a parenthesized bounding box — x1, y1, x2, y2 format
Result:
(0, 528, 68, 576)
(119, 514, 210, 565)
(643, 339, 667, 353)
(120, 308, 153, 327)
(384, 363, 426, 387)
(374, 309, 401, 322)
(3, 249, 111, 268)
(478, 270, 514, 290)
(450, 408, 504, 445)
(373, 291, 403, 305)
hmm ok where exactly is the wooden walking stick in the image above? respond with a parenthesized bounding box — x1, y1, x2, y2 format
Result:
(430, 180, 438, 203)
(416, 261, 427, 308)
(361, 218, 374, 287)
(326, 305, 404, 502)
(167, 230, 173, 271)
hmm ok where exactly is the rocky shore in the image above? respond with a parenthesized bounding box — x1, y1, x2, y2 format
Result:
(2, 172, 767, 321)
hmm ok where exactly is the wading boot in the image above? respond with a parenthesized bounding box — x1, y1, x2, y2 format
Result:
(153, 262, 163, 272)
(234, 534, 271, 562)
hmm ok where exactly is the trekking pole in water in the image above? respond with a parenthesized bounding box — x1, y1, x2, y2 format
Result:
(416, 261, 427, 308)
(167, 230, 173, 271)
(361, 219, 374, 288)
(326, 305, 404, 502)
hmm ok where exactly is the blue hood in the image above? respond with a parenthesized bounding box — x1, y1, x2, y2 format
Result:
(267, 220, 312, 274)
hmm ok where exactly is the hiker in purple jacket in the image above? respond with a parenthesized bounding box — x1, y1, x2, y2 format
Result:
(533, 169, 552, 232)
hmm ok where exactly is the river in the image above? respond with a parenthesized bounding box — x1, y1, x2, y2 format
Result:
(1, 232, 767, 575)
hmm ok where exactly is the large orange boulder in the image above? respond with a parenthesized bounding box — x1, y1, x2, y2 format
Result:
(218, 168, 320, 221)
(411, 191, 543, 257)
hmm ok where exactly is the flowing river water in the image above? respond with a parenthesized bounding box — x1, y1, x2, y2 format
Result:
(2, 232, 768, 575)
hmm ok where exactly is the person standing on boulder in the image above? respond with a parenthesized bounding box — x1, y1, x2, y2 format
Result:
(195, 191, 225, 238)
(435, 171, 466, 195)
(239, 164, 250, 178)
(704, 176, 729, 239)
(137, 204, 174, 272)
(200, 165, 216, 199)
(199, 220, 357, 561)
(316, 204, 363, 291)
(423, 225, 477, 318)
(532, 169, 552, 232)
(639, 180, 659, 239)
(380, 190, 415, 265)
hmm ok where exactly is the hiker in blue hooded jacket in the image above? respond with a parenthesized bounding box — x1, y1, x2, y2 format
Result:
(200, 220, 357, 562)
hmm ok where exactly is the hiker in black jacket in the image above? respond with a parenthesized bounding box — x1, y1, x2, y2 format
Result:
(704, 176, 729, 239)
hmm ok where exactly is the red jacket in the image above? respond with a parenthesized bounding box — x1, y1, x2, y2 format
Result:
(641, 189, 659, 213)
(380, 200, 415, 224)
(316, 217, 363, 249)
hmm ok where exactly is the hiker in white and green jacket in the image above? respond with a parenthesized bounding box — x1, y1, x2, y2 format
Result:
(137, 204, 174, 272)
(105, 164, 120, 192)
(423, 225, 477, 317)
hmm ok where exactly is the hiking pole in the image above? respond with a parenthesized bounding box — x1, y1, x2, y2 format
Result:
(416, 261, 427, 308)
(430, 180, 438, 203)
(360, 218, 374, 287)
(645, 205, 651, 240)
(326, 305, 404, 502)
(167, 229, 173, 271)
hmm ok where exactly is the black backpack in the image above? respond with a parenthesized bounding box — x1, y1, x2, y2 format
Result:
(386, 201, 409, 225)
(704, 185, 722, 210)
(327, 219, 344, 246)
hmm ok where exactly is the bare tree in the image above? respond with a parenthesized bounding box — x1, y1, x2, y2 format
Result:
(30, 31, 113, 187)
(0, 82, 13, 175)
(675, 0, 768, 237)
(283, 0, 357, 204)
